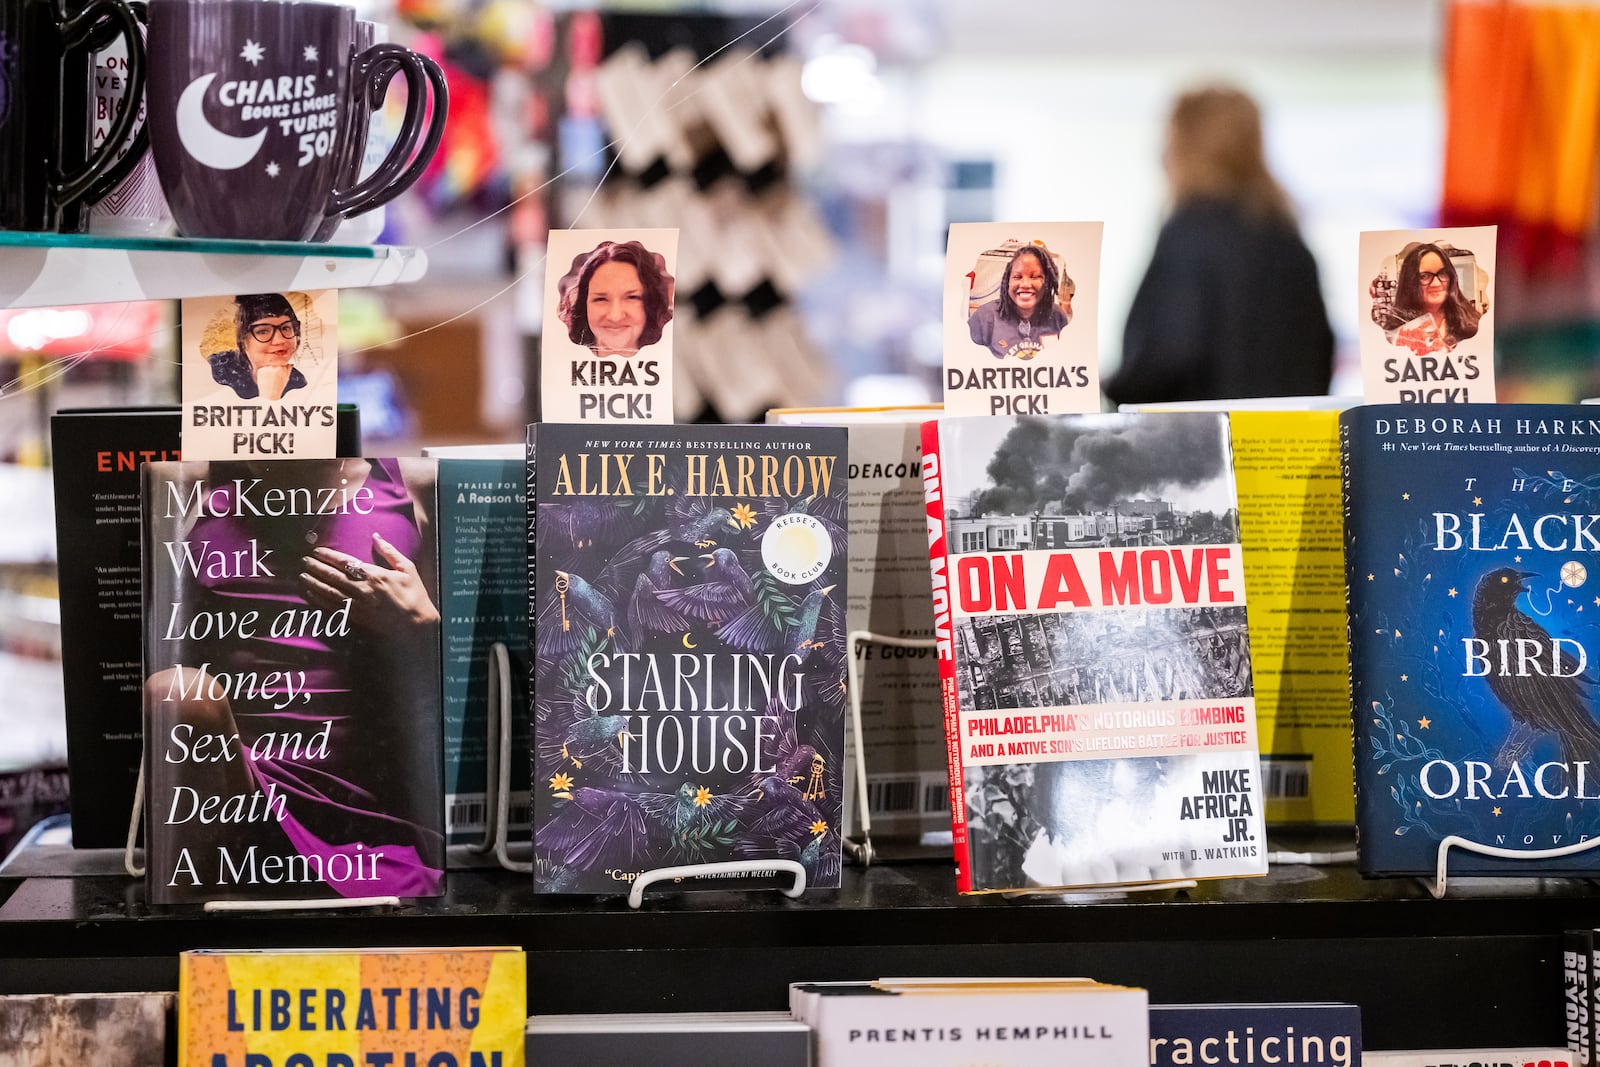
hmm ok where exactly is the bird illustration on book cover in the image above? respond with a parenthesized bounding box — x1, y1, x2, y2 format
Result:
(528, 425, 848, 893)
(1347, 408, 1600, 873)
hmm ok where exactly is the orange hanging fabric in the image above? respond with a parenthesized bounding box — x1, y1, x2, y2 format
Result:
(1513, 6, 1600, 235)
(1443, 2, 1600, 238)
(1441, 1, 1531, 226)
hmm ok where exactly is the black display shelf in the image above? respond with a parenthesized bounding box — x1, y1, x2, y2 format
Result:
(1, 834, 1596, 1048)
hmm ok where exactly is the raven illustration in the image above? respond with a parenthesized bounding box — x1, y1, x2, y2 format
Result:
(1471, 567, 1600, 766)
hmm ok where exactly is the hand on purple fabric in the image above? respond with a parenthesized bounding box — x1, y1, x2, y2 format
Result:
(299, 531, 440, 632)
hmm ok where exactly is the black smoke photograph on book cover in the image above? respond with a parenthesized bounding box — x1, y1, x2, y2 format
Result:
(141, 458, 446, 903)
(1345, 404, 1600, 875)
(926, 411, 1266, 892)
(528, 423, 848, 893)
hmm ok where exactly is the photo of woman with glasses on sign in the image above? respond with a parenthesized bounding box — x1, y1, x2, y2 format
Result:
(1373, 242, 1484, 356)
(207, 292, 311, 400)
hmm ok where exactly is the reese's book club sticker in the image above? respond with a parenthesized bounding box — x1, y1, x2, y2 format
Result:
(181, 290, 339, 460)
(943, 221, 1103, 418)
(1359, 225, 1496, 405)
(540, 227, 677, 423)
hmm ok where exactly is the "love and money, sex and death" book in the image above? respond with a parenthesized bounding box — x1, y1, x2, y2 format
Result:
(141, 457, 444, 903)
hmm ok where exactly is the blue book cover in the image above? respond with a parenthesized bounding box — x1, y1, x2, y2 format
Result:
(528, 423, 849, 893)
(1345, 404, 1600, 875)
(1149, 1004, 1360, 1067)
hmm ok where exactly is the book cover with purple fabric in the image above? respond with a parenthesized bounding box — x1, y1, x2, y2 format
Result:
(141, 458, 445, 903)
(528, 423, 848, 894)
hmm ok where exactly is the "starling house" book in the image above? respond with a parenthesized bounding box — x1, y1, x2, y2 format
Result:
(527, 422, 848, 893)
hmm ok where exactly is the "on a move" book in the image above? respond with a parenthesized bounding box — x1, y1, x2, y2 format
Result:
(922, 411, 1267, 892)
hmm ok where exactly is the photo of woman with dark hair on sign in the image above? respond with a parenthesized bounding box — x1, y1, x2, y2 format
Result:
(1372, 242, 1483, 356)
(557, 239, 676, 359)
(967, 243, 1072, 360)
(207, 293, 309, 401)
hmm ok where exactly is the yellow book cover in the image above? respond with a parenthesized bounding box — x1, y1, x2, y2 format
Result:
(1228, 410, 1353, 824)
(178, 947, 525, 1067)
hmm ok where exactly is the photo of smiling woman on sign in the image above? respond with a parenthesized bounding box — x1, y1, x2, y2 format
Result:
(966, 241, 1073, 361)
(1372, 241, 1485, 357)
(557, 239, 675, 359)
(207, 293, 314, 401)
(942, 222, 1103, 418)
(1356, 224, 1496, 405)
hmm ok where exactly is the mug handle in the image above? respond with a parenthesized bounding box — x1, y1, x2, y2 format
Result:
(326, 44, 448, 220)
(56, 0, 147, 207)
(78, 2, 150, 202)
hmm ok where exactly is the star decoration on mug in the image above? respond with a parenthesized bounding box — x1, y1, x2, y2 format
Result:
(265, 161, 280, 178)
(303, 45, 319, 62)
(240, 39, 265, 65)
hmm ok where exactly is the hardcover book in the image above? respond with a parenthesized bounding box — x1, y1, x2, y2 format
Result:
(790, 979, 1148, 1067)
(141, 458, 444, 903)
(1363, 1051, 1572, 1067)
(1123, 400, 1356, 824)
(1567, 930, 1593, 1067)
(51, 408, 181, 849)
(526, 1011, 810, 1067)
(177, 947, 525, 1067)
(1148, 1003, 1361, 1067)
(1344, 404, 1600, 875)
(425, 449, 530, 846)
(767, 406, 947, 840)
(1590, 934, 1600, 1067)
(51, 406, 359, 848)
(528, 422, 849, 893)
(923, 411, 1267, 892)
(0, 991, 173, 1067)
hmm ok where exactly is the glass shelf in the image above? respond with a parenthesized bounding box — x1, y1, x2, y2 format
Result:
(0, 232, 427, 309)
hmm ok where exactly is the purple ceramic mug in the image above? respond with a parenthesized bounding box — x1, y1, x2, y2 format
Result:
(145, 0, 444, 242)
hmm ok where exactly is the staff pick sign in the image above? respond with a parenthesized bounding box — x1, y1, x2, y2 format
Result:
(540, 228, 677, 424)
(181, 290, 339, 460)
(942, 221, 1103, 418)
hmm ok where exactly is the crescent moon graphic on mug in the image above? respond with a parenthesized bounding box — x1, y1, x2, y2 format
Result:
(681, 633, 697, 649)
(177, 73, 267, 170)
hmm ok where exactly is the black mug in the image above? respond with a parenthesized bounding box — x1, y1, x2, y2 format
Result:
(0, 0, 148, 232)
(311, 27, 448, 243)
(146, 0, 447, 243)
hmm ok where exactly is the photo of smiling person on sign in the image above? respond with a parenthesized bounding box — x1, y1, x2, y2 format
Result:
(967, 242, 1073, 361)
(208, 293, 309, 401)
(1373, 242, 1484, 357)
(541, 228, 679, 424)
(558, 239, 675, 359)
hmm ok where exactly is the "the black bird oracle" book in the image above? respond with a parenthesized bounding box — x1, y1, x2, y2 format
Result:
(141, 458, 445, 903)
(1345, 404, 1600, 875)
(527, 423, 849, 894)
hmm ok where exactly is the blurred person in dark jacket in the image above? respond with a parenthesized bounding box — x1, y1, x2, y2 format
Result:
(1105, 87, 1333, 404)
